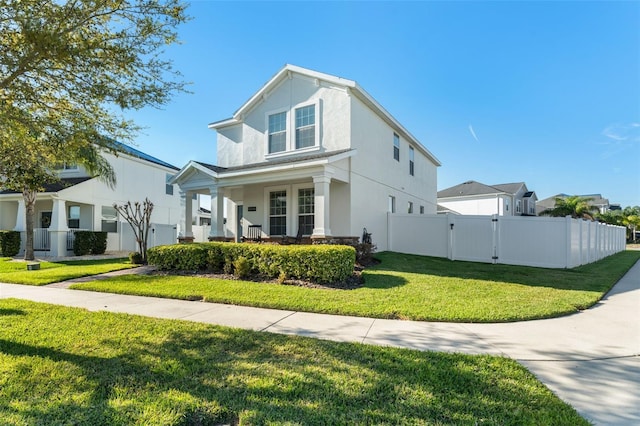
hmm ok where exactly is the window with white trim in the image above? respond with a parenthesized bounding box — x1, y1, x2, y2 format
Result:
(516, 199, 522, 214)
(68, 205, 80, 229)
(295, 105, 315, 149)
(268, 111, 287, 154)
(269, 190, 287, 235)
(420, 205, 425, 214)
(408, 201, 414, 214)
(165, 174, 174, 195)
(393, 133, 400, 161)
(101, 206, 118, 233)
(297, 188, 314, 235)
(388, 196, 396, 213)
(409, 146, 415, 176)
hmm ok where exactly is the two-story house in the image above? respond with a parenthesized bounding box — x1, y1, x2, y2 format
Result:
(437, 180, 537, 216)
(171, 65, 441, 251)
(0, 142, 183, 257)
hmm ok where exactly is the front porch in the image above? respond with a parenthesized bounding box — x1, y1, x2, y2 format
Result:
(171, 150, 356, 244)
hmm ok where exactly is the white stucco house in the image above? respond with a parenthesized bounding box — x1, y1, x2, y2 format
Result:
(171, 64, 441, 251)
(437, 180, 537, 216)
(0, 142, 183, 257)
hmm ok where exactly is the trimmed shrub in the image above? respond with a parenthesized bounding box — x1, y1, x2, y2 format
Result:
(91, 232, 108, 255)
(147, 242, 356, 284)
(73, 231, 94, 256)
(129, 252, 144, 265)
(0, 230, 21, 257)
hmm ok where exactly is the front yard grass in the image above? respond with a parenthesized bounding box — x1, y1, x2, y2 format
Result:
(72, 250, 640, 322)
(0, 299, 587, 425)
(0, 257, 135, 285)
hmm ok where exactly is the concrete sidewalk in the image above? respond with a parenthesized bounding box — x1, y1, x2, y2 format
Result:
(1, 261, 639, 425)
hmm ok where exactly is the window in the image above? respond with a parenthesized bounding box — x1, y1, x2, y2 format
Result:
(68, 205, 80, 229)
(505, 198, 510, 212)
(516, 199, 522, 214)
(393, 133, 400, 161)
(269, 191, 287, 235)
(388, 196, 396, 213)
(409, 146, 415, 176)
(408, 202, 414, 214)
(101, 206, 118, 233)
(268, 111, 287, 153)
(295, 105, 315, 149)
(298, 188, 315, 235)
(165, 174, 174, 195)
(420, 205, 425, 214)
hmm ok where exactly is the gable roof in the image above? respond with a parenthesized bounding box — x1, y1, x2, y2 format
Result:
(0, 177, 93, 195)
(438, 180, 527, 198)
(208, 64, 441, 167)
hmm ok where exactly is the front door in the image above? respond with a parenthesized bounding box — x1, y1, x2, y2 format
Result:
(236, 205, 243, 242)
(40, 211, 52, 228)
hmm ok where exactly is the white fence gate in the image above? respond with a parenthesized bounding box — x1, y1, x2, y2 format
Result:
(388, 213, 626, 268)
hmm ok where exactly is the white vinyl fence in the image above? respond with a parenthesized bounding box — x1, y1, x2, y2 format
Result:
(388, 213, 626, 268)
(118, 222, 177, 251)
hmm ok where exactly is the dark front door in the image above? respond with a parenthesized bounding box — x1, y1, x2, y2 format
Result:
(236, 205, 243, 242)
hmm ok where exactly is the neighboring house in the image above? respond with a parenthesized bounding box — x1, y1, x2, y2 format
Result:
(437, 180, 538, 216)
(0, 142, 181, 257)
(171, 64, 441, 251)
(536, 193, 616, 215)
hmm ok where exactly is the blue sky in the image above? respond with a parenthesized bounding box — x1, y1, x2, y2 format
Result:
(127, 0, 640, 207)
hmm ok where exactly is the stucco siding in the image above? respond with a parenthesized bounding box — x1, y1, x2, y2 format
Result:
(217, 74, 352, 168)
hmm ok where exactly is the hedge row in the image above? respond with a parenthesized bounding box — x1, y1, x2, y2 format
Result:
(147, 242, 356, 284)
(0, 231, 21, 257)
(73, 231, 108, 256)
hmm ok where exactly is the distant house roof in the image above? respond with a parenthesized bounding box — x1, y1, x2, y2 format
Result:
(0, 177, 93, 195)
(109, 140, 179, 171)
(437, 180, 527, 198)
(195, 149, 353, 174)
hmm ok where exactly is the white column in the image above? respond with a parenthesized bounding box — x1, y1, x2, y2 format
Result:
(209, 186, 225, 239)
(49, 198, 68, 257)
(14, 199, 25, 231)
(181, 190, 193, 238)
(312, 174, 332, 238)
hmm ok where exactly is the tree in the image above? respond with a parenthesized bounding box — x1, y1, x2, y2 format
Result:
(0, 0, 188, 260)
(539, 196, 600, 220)
(114, 198, 154, 264)
(622, 206, 640, 243)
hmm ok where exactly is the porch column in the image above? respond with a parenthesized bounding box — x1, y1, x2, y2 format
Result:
(209, 186, 225, 240)
(49, 198, 68, 257)
(178, 190, 193, 242)
(14, 199, 25, 231)
(312, 174, 332, 238)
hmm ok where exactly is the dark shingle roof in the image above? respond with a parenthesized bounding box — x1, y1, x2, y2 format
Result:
(195, 149, 353, 174)
(438, 180, 526, 198)
(109, 140, 179, 170)
(0, 177, 93, 195)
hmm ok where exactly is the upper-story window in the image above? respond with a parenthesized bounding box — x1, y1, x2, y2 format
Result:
(55, 163, 78, 171)
(268, 111, 287, 154)
(393, 133, 400, 161)
(409, 146, 415, 176)
(295, 105, 315, 149)
(165, 174, 174, 195)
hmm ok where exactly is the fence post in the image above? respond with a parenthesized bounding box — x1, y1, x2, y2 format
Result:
(447, 213, 455, 261)
(491, 214, 499, 264)
(565, 216, 572, 268)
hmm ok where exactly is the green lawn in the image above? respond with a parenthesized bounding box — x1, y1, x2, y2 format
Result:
(0, 299, 587, 425)
(72, 250, 640, 322)
(0, 257, 135, 285)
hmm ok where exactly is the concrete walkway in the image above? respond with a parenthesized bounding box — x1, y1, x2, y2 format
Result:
(1, 262, 639, 425)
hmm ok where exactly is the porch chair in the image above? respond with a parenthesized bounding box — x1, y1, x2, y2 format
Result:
(241, 224, 262, 242)
(282, 227, 303, 245)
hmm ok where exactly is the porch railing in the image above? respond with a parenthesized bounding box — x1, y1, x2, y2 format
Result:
(33, 228, 50, 251)
(67, 229, 90, 251)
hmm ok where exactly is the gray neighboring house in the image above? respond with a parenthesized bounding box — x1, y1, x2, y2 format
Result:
(536, 193, 619, 215)
(437, 180, 537, 216)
